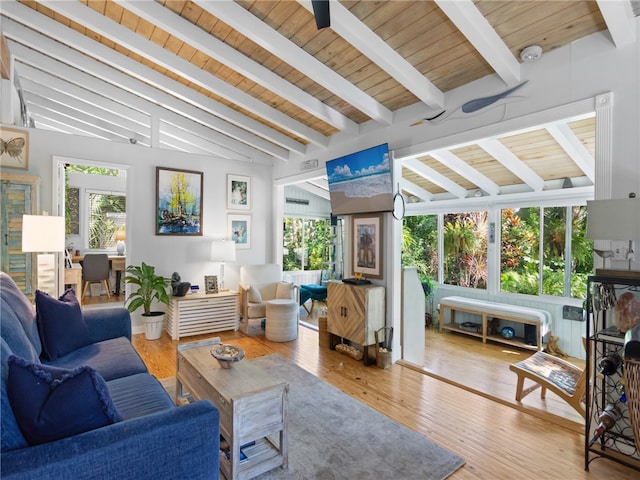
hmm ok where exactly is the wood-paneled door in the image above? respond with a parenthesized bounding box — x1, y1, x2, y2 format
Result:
(0, 172, 40, 295)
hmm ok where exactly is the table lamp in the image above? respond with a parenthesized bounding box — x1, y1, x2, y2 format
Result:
(210, 240, 236, 291)
(115, 230, 126, 256)
(587, 196, 640, 272)
(22, 214, 65, 296)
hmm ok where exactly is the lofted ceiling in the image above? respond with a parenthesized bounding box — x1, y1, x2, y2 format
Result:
(1, 1, 638, 206)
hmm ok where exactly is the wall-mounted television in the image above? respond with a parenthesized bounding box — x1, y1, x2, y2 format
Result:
(325, 143, 393, 216)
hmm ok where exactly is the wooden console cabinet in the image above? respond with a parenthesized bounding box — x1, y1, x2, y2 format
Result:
(326, 282, 385, 365)
(166, 291, 239, 340)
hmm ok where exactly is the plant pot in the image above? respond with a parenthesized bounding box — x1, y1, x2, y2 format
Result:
(142, 312, 165, 341)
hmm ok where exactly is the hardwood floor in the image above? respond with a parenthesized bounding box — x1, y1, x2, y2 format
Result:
(129, 321, 638, 479)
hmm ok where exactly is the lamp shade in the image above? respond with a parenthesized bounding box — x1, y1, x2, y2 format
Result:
(22, 215, 65, 252)
(211, 240, 236, 262)
(115, 230, 126, 241)
(586, 199, 640, 241)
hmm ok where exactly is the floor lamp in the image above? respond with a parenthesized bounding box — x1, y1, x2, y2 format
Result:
(587, 197, 640, 272)
(22, 214, 66, 296)
(211, 240, 236, 291)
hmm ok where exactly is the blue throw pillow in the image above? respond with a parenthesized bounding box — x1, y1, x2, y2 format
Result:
(7, 355, 122, 445)
(36, 289, 90, 361)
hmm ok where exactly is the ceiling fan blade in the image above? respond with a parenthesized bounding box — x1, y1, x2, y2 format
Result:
(311, 0, 330, 29)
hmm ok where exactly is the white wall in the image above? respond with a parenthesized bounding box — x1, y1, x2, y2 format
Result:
(1, 127, 274, 331)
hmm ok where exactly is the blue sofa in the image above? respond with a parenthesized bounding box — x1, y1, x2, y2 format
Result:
(0, 272, 220, 479)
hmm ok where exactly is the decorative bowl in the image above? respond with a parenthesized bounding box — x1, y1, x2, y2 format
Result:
(210, 344, 245, 368)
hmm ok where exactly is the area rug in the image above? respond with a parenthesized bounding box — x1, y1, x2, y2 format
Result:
(246, 354, 465, 479)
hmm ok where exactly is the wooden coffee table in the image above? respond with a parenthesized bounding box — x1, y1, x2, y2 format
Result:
(176, 341, 288, 480)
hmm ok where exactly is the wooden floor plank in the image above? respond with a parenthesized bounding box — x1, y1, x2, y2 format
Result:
(129, 323, 637, 479)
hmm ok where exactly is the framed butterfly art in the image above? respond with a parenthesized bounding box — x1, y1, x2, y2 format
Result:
(0, 127, 29, 170)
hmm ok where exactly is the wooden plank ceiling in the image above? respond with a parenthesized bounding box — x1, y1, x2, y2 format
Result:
(1, 0, 635, 205)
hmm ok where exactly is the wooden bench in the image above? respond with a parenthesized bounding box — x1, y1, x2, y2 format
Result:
(438, 296, 551, 351)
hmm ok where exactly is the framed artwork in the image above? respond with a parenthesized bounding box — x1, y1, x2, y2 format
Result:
(227, 174, 251, 210)
(228, 214, 251, 249)
(0, 127, 29, 170)
(66, 187, 80, 235)
(352, 213, 383, 279)
(156, 167, 203, 236)
(204, 275, 218, 294)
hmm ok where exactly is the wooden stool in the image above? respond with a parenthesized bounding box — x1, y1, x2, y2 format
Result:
(509, 350, 586, 418)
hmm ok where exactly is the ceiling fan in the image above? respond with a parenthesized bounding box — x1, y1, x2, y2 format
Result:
(311, 0, 330, 29)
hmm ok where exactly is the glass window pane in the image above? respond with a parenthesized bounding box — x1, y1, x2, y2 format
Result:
(402, 214, 438, 282)
(500, 207, 540, 294)
(542, 206, 567, 296)
(88, 192, 126, 249)
(443, 211, 487, 289)
(570, 205, 592, 299)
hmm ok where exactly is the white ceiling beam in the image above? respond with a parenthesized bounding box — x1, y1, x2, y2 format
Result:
(400, 178, 434, 203)
(193, 0, 393, 125)
(116, 0, 357, 135)
(159, 122, 251, 163)
(25, 101, 120, 141)
(1, 3, 297, 158)
(2, 19, 286, 162)
(16, 61, 150, 127)
(10, 41, 272, 164)
(477, 138, 545, 192)
(435, 0, 520, 86)
(37, 0, 326, 149)
(430, 149, 500, 196)
(30, 114, 102, 138)
(298, 0, 443, 110)
(294, 182, 330, 200)
(23, 91, 139, 143)
(19, 75, 151, 142)
(545, 124, 595, 183)
(404, 158, 467, 198)
(597, 0, 637, 47)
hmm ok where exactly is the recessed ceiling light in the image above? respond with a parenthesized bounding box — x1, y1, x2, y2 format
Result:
(520, 45, 542, 63)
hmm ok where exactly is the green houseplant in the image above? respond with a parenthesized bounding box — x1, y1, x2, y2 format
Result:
(123, 262, 171, 340)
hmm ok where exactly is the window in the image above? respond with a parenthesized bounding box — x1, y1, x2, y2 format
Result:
(500, 205, 591, 298)
(443, 211, 488, 288)
(282, 217, 331, 271)
(87, 191, 126, 250)
(401, 214, 438, 282)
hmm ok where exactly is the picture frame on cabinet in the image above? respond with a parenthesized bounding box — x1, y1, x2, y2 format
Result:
(204, 275, 218, 294)
(228, 214, 251, 249)
(227, 174, 251, 210)
(352, 213, 383, 279)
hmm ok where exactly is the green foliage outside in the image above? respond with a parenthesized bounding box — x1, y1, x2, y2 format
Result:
(402, 205, 592, 300)
(88, 193, 126, 249)
(501, 206, 592, 299)
(283, 217, 332, 271)
(401, 215, 438, 285)
(443, 212, 488, 289)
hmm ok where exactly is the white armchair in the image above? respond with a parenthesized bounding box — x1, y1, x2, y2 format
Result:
(239, 264, 299, 334)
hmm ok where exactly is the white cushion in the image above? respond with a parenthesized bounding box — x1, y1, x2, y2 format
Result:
(248, 285, 262, 303)
(276, 282, 294, 300)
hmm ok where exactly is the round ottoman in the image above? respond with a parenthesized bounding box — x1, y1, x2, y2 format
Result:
(265, 299, 298, 342)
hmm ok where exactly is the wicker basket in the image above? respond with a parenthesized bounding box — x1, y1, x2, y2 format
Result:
(624, 356, 640, 451)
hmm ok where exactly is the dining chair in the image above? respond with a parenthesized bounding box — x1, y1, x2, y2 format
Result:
(81, 254, 111, 299)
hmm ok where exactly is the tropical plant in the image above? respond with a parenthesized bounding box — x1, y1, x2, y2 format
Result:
(123, 263, 171, 316)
